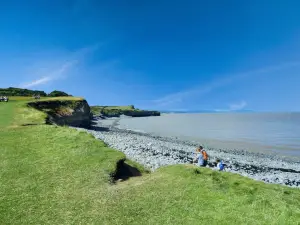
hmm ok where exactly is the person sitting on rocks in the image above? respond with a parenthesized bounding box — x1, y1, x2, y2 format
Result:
(216, 159, 225, 171)
(193, 146, 208, 167)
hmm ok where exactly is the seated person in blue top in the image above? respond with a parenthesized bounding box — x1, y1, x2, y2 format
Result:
(215, 159, 225, 171)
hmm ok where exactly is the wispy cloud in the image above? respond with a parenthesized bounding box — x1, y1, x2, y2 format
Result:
(21, 77, 52, 89)
(19, 45, 99, 89)
(214, 100, 248, 112)
(20, 60, 78, 88)
(153, 61, 300, 107)
(229, 100, 247, 111)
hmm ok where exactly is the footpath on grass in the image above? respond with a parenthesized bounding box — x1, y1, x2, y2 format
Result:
(0, 97, 300, 225)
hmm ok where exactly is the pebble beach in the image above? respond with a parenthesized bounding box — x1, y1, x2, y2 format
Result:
(76, 116, 300, 188)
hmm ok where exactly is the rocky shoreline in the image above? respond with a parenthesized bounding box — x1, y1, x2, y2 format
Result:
(76, 117, 300, 188)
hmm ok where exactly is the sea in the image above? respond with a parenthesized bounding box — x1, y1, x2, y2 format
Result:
(117, 113, 300, 159)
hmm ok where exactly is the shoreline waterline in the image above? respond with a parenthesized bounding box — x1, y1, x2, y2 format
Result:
(116, 113, 300, 159)
(75, 117, 300, 188)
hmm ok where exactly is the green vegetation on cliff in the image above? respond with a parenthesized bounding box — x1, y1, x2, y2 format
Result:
(91, 105, 160, 117)
(48, 90, 71, 97)
(0, 98, 300, 224)
(0, 87, 47, 97)
(0, 87, 71, 98)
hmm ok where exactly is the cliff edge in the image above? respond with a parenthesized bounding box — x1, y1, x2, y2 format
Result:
(28, 98, 91, 128)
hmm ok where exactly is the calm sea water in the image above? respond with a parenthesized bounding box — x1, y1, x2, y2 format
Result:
(118, 113, 300, 158)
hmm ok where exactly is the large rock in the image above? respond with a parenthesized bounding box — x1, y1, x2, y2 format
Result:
(122, 110, 160, 117)
(100, 109, 160, 117)
(28, 99, 91, 128)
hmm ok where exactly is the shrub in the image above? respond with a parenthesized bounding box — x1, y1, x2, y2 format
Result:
(48, 90, 71, 97)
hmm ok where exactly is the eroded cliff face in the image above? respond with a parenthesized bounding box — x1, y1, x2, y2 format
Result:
(28, 99, 91, 128)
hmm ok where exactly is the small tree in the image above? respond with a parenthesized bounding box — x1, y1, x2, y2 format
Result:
(48, 90, 71, 97)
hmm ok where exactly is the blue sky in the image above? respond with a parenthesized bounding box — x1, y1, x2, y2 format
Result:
(1, 0, 300, 111)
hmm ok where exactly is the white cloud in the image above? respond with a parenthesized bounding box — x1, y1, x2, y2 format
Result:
(21, 77, 52, 88)
(153, 78, 229, 106)
(229, 100, 247, 111)
(20, 60, 78, 88)
(153, 61, 300, 107)
(19, 44, 99, 89)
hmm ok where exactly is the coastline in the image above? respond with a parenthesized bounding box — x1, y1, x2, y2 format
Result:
(77, 117, 300, 188)
(115, 112, 300, 159)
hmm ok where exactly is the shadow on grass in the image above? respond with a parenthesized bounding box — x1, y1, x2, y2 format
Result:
(112, 160, 142, 183)
(21, 123, 41, 126)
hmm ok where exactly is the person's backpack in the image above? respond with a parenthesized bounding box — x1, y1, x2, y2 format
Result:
(219, 161, 225, 171)
(201, 150, 208, 160)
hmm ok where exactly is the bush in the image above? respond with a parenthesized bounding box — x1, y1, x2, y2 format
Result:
(0, 87, 47, 96)
(48, 90, 71, 97)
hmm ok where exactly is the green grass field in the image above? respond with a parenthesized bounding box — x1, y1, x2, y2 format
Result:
(0, 99, 300, 224)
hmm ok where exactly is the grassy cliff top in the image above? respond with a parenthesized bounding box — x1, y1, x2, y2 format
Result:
(91, 105, 136, 114)
(102, 105, 136, 110)
(0, 97, 86, 127)
(0, 98, 300, 224)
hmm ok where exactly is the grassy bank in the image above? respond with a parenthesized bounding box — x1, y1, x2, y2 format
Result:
(0, 99, 300, 224)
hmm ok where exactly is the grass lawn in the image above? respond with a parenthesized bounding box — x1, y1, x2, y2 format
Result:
(0, 102, 15, 127)
(0, 99, 300, 224)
